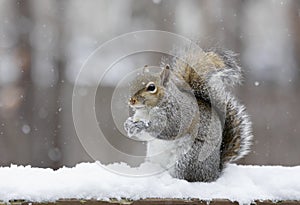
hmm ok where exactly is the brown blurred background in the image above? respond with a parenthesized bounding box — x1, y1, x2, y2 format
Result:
(0, 0, 299, 168)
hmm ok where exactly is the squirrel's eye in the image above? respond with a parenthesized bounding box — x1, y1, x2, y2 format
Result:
(146, 82, 157, 93)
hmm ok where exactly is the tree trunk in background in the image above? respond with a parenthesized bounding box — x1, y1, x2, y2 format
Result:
(290, 1, 300, 86)
(0, 0, 33, 165)
(28, 0, 63, 168)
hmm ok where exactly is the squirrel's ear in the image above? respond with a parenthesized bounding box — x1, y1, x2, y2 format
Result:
(142, 65, 148, 74)
(160, 65, 170, 86)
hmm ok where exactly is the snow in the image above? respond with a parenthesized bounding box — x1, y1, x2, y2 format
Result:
(21, 124, 31, 134)
(0, 162, 300, 204)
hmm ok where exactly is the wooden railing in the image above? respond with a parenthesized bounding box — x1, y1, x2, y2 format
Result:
(2, 199, 300, 205)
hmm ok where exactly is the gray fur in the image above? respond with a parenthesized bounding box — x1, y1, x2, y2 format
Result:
(172, 101, 223, 182)
(124, 48, 253, 182)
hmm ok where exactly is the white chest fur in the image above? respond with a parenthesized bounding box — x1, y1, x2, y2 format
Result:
(145, 134, 193, 170)
(132, 108, 150, 122)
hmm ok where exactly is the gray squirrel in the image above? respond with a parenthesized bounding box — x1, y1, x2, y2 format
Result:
(124, 47, 253, 182)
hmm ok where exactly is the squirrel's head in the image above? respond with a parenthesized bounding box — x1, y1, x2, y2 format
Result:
(128, 65, 170, 109)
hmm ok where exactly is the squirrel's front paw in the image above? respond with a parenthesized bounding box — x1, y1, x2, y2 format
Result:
(124, 118, 149, 138)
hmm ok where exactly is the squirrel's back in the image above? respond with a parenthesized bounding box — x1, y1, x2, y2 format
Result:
(163, 46, 253, 166)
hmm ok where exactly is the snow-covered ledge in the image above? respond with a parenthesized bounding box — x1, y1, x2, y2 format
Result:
(0, 162, 299, 205)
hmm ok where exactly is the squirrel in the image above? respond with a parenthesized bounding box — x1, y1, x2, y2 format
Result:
(124, 46, 253, 182)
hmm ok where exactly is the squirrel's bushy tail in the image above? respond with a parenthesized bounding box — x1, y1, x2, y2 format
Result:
(169, 46, 253, 164)
(206, 48, 253, 164)
(220, 94, 253, 164)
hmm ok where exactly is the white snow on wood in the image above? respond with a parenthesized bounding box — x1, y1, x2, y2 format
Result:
(0, 162, 300, 204)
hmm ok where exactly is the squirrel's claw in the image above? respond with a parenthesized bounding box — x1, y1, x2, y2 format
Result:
(124, 118, 149, 138)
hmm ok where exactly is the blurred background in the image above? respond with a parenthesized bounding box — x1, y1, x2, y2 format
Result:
(0, 0, 299, 169)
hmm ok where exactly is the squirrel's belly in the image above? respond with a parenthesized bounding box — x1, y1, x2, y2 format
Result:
(146, 135, 193, 170)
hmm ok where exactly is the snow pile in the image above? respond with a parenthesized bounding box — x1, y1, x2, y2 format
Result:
(0, 162, 300, 204)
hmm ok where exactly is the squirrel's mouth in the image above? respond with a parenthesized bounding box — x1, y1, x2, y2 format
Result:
(129, 103, 146, 110)
(129, 104, 146, 110)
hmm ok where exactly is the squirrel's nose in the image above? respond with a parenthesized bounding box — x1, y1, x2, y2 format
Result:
(129, 97, 136, 105)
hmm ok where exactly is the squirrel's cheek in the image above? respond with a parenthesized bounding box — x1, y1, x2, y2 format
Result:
(144, 95, 160, 107)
